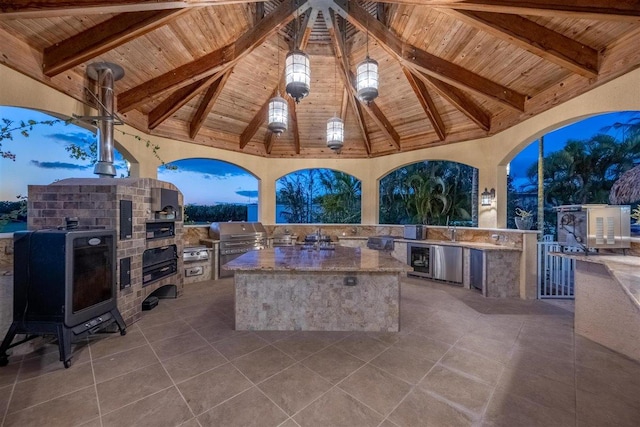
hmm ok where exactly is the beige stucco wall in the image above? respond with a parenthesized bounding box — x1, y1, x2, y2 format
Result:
(3, 64, 640, 226)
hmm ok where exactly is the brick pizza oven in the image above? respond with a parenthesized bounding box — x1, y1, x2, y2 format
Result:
(27, 177, 184, 325)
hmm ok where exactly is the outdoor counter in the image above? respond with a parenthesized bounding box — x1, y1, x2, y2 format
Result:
(557, 252, 640, 362)
(224, 246, 410, 332)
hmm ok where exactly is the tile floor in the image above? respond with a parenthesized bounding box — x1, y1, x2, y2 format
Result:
(0, 277, 639, 427)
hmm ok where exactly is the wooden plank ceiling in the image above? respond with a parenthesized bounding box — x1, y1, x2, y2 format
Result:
(1, 0, 640, 158)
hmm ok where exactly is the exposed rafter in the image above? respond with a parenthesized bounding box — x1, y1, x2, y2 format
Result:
(264, 130, 275, 154)
(286, 95, 301, 154)
(43, 9, 187, 77)
(240, 88, 277, 149)
(435, 0, 640, 22)
(189, 70, 232, 139)
(443, 9, 600, 78)
(418, 72, 491, 132)
(117, 0, 310, 112)
(0, 0, 258, 18)
(402, 68, 446, 141)
(326, 8, 399, 151)
(4, 0, 638, 22)
(331, 0, 527, 112)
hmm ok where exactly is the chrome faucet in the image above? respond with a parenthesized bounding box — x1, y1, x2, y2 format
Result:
(449, 225, 457, 242)
(446, 216, 456, 242)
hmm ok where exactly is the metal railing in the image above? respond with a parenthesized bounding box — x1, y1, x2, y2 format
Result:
(537, 240, 576, 299)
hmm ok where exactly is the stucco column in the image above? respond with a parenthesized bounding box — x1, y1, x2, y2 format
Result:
(361, 175, 378, 225)
(259, 176, 276, 224)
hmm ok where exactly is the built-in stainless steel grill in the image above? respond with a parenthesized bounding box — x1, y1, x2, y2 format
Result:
(209, 222, 267, 277)
(183, 245, 209, 263)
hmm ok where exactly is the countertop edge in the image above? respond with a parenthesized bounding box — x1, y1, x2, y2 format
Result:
(556, 252, 640, 311)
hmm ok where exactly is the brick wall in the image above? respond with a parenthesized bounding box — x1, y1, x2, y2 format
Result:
(27, 177, 184, 326)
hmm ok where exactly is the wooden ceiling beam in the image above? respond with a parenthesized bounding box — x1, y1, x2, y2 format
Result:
(240, 88, 277, 149)
(436, 0, 640, 22)
(326, 9, 396, 152)
(0, 0, 260, 18)
(297, 8, 318, 50)
(286, 95, 301, 154)
(264, 130, 275, 154)
(402, 68, 446, 141)
(5, 0, 638, 22)
(189, 70, 232, 139)
(117, 0, 309, 112)
(418, 72, 491, 132)
(444, 9, 600, 78)
(331, 0, 527, 112)
(148, 69, 226, 130)
(42, 9, 187, 77)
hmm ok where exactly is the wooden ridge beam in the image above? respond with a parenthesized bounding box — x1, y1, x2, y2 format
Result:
(444, 9, 600, 78)
(418, 72, 491, 132)
(402, 68, 446, 141)
(188, 70, 232, 139)
(240, 88, 278, 149)
(286, 95, 300, 154)
(0, 0, 259, 18)
(43, 9, 187, 77)
(331, 0, 527, 112)
(117, 0, 309, 112)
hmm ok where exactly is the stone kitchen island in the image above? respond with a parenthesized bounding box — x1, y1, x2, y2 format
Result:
(224, 246, 411, 332)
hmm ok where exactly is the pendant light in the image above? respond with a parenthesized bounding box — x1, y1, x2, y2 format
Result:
(268, 38, 288, 136)
(267, 94, 288, 136)
(326, 116, 344, 151)
(285, 5, 310, 103)
(327, 55, 343, 151)
(285, 50, 310, 103)
(356, 20, 378, 103)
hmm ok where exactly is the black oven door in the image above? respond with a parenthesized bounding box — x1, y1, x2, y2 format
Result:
(407, 243, 432, 278)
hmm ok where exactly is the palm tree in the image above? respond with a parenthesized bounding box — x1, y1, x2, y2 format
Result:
(317, 170, 361, 223)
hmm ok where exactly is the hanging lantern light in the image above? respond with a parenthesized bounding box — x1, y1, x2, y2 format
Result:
(285, 49, 310, 103)
(267, 94, 288, 136)
(356, 56, 379, 103)
(326, 116, 344, 151)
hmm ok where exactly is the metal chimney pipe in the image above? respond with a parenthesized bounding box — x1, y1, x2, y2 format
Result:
(87, 62, 124, 178)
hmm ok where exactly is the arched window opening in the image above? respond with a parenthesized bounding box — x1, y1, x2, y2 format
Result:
(379, 161, 477, 226)
(276, 169, 361, 224)
(507, 111, 640, 237)
(158, 158, 258, 224)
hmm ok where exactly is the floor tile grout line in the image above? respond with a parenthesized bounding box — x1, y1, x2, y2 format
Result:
(0, 358, 21, 427)
(138, 321, 206, 422)
(87, 337, 105, 427)
(479, 322, 524, 421)
(3, 384, 97, 419)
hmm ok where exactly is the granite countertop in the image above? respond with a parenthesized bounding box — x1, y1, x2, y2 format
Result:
(336, 236, 520, 251)
(223, 246, 411, 273)
(557, 253, 640, 310)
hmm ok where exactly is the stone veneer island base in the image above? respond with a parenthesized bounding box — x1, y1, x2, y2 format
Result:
(225, 246, 410, 332)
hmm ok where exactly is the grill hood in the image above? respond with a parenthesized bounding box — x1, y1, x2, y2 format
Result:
(209, 222, 266, 240)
